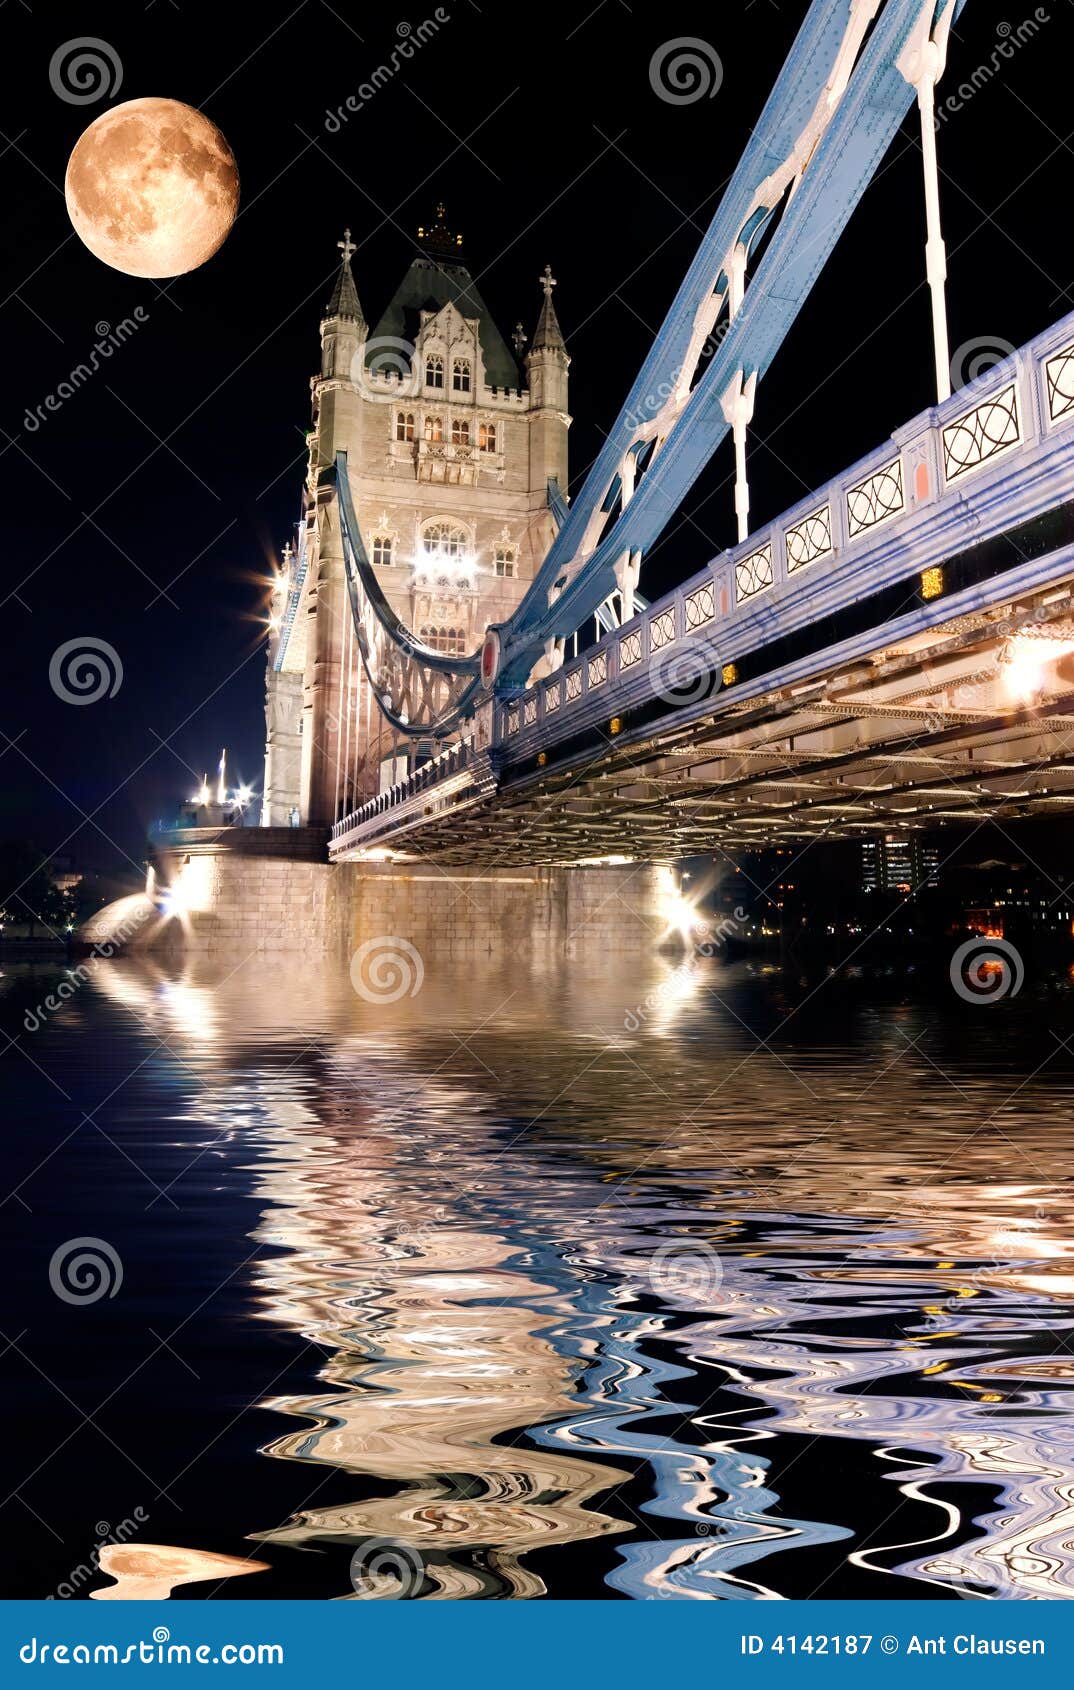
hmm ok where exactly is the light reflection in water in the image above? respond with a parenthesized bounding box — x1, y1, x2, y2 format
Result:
(85, 955, 1074, 1598)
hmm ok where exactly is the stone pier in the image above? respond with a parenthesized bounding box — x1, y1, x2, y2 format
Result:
(82, 827, 673, 962)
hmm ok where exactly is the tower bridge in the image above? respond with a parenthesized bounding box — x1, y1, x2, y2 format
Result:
(132, 0, 1074, 957)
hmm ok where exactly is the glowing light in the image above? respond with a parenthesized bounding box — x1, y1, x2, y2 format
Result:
(163, 855, 213, 919)
(920, 565, 944, 600)
(1001, 635, 1074, 702)
(656, 865, 705, 943)
(722, 662, 739, 686)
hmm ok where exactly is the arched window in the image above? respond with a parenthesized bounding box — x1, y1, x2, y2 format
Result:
(372, 535, 394, 568)
(479, 421, 498, 453)
(419, 625, 467, 654)
(395, 412, 415, 442)
(493, 546, 516, 578)
(422, 522, 468, 560)
(451, 418, 471, 447)
(452, 359, 472, 393)
(424, 415, 444, 443)
(425, 355, 444, 388)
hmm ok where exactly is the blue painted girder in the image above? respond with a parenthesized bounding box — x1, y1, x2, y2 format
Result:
(495, 0, 967, 686)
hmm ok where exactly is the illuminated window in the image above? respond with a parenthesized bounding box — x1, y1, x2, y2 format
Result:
(371, 535, 394, 568)
(395, 412, 415, 442)
(452, 359, 472, 393)
(451, 418, 471, 446)
(493, 547, 516, 578)
(424, 415, 444, 443)
(422, 522, 468, 560)
(479, 421, 499, 453)
(425, 355, 444, 388)
(420, 625, 467, 654)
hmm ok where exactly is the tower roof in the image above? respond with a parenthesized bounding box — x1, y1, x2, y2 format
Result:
(368, 254, 521, 390)
(324, 228, 364, 323)
(530, 264, 566, 354)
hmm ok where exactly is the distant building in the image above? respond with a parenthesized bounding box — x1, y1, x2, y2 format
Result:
(860, 834, 939, 895)
(962, 862, 1074, 939)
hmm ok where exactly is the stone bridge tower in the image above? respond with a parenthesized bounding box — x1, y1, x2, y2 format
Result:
(262, 209, 570, 829)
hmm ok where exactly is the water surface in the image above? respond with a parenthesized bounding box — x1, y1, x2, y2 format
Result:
(3, 952, 1073, 1599)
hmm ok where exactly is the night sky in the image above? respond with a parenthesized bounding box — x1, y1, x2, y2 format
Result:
(3, 0, 1073, 883)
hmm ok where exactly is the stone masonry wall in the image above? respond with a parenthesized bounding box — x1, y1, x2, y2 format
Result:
(132, 851, 670, 961)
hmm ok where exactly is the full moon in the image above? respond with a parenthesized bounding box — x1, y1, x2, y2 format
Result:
(65, 97, 239, 279)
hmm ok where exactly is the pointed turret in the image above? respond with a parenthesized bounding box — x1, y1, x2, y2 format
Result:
(320, 229, 366, 380)
(530, 264, 567, 353)
(325, 228, 365, 323)
(526, 264, 570, 491)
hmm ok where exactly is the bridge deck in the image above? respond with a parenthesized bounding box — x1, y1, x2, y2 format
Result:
(332, 313, 1074, 866)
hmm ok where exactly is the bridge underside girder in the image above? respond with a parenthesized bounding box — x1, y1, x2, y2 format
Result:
(332, 584, 1074, 867)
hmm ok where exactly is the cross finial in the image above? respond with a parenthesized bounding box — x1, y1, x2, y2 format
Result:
(512, 321, 528, 356)
(540, 263, 557, 298)
(338, 227, 356, 262)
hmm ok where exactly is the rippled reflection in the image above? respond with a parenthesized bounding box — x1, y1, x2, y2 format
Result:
(84, 954, 1074, 1597)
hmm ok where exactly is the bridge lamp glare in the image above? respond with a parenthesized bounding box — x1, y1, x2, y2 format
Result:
(721, 663, 739, 687)
(1002, 634, 1074, 701)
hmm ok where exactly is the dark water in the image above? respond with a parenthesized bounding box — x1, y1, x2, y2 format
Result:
(3, 950, 1074, 1600)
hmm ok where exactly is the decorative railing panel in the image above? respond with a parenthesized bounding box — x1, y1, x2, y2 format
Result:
(1045, 342, 1074, 423)
(650, 609, 676, 650)
(846, 457, 903, 538)
(685, 582, 716, 627)
(942, 384, 1020, 481)
(785, 503, 832, 572)
(736, 543, 774, 603)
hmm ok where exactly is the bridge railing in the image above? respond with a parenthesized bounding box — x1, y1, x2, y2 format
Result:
(333, 308, 1074, 846)
(495, 310, 1074, 748)
(330, 737, 475, 839)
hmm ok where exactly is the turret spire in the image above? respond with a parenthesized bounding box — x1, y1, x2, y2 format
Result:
(531, 263, 566, 353)
(325, 227, 364, 323)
